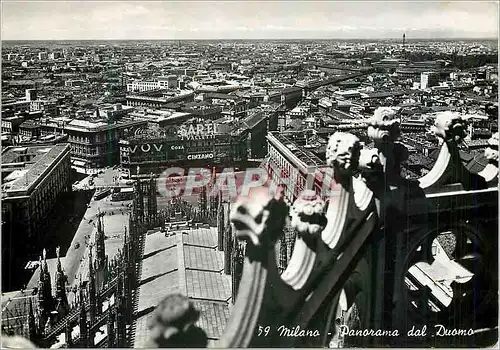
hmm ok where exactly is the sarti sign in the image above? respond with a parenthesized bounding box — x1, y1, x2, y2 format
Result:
(178, 123, 217, 140)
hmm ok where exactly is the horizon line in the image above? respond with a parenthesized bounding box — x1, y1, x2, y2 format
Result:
(3, 37, 498, 41)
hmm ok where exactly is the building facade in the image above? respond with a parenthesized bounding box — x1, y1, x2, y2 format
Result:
(2, 144, 72, 237)
(119, 123, 248, 178)
(266, 131, 335, 204)
(2, 144, 72, 290)
(62, 119, 147, 168)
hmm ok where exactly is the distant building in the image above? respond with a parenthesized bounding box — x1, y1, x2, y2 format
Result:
(65, 80, 86, 88)
(49, 52, 62, 60)
(19, 120, 42, 139)
(25, 89, 37, 102)
(372, 58, 409, 72)
(127, 80, 161, 93)
(421, 72, 439, 90)
(126, 90, 195, 108)
(486, 70, 498, 81)
(396, 68, 421, 81)
(401, 118, 427, 133)
(127, 76, 178, 92)
(2, 101, 31, 118)
(281, 86, 303, 109)
(158, 75, 178, 89)
(30, 100, 58, 118)
(180, 103, 222, 121)
(240, 110, 269, 159)
(1, 116, 25, 134)
(409, 60, 446, 70)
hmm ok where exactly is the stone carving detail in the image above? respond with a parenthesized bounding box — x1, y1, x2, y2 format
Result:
(354, 148, 382, 211)
(431, 111, 467, 142)
(479, 131, 499, 183)
(282, 190, 326, 290)
(367, 107, 401, 142)
(230, 187, 287, 247)
(326, 132, 361, 172)
(145, 294, 207, 348)
(484, 132, 499, 163)
(290, 190, 326, 237)
(358, 148, 382, 173)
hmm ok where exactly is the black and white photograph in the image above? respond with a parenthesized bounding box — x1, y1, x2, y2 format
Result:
(0, 0, 498, 348)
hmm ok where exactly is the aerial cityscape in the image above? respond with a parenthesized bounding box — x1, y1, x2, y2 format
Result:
(1, 1, 498, 348)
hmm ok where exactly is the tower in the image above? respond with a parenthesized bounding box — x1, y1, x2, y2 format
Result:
(95, 211, 106, 290)
(54, 247, 69, 320)
(116, 306, 127, 347)
(147, 173, 158, 226)
(23, 298, 37, 342)
(65, 321, 73, 348)
(95, 211, 105, 269)
(133, 180, 145, 224)
(231, 234, 245, 304)
(198, 186, 208, 216)
(278, 232, 288, 274)
(402, 33, 406, 60)
(223, 203, 232, 275)
(122, 226, 134, 295)
(88, 246, 97, 323)
(78, 279, 88, 348)
(107, 308, 116, 348)
(217, 192, 224, 251)
(115, 282, 127, 347)
(37, 250, 53, 330)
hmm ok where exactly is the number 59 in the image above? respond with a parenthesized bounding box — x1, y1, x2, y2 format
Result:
(258, 325, 271, 336)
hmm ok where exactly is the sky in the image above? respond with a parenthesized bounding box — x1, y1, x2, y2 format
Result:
(1, 1, 499, 40)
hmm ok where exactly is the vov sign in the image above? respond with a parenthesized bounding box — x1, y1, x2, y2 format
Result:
(129, 144, 164, 154)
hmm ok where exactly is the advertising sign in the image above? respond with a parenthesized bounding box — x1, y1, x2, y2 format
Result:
(178, 123, 217, 140)
(129, 144, 164, 154)
(187, 153, 214, 160)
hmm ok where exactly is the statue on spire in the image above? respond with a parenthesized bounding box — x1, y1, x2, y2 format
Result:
(38, 249, 53, 325)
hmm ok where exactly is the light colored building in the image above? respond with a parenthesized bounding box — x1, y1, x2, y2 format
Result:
(25, 89, 37, 102)
(421, 72, 439, 90)
(266, 131, 335, 203)
(127, 80, 161, 92)
(127, 76, 179, 92)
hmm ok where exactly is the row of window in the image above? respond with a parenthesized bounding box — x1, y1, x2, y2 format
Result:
(68, 132, 118, 144)
(71, 144, 113, 156)
(25, 160, 70, 222)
